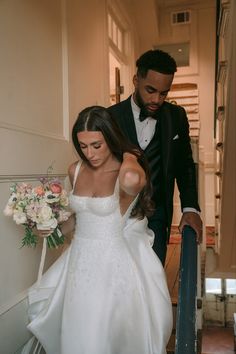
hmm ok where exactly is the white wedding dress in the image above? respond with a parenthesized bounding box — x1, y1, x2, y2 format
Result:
(23, 161, 173, 354)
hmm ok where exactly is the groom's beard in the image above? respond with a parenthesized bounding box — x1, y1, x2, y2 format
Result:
(134, 90, 161, 118)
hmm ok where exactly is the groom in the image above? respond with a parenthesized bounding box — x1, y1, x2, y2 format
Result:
(108, 49, 202, 265)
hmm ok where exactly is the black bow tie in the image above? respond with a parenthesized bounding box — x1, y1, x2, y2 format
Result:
(139, 108, 160, 122)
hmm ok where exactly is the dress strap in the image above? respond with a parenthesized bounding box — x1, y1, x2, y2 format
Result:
(72, 160, 82, 191)
(113, 176, 120, 197)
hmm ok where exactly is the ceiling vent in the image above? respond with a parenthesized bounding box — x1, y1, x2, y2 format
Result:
(171, 10, 191, 25)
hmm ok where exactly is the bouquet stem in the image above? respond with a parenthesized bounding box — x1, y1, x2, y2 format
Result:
(46, 228, 65, 249)
(21, 226, 38, 248)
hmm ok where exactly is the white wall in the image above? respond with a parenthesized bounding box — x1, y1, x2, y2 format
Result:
(0, 1, 71, 351)
(130, 0, 159, 54)
(67, 0, 110, 113)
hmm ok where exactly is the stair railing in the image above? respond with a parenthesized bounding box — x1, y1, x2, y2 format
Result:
(175, 225, 198, 354)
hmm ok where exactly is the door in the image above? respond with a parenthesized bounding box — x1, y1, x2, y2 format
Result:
(204, 278, 236, 326)
(109, 52, 123, 105)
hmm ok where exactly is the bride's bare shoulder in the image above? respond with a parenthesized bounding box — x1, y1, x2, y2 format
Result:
(68, 160, 81, 184)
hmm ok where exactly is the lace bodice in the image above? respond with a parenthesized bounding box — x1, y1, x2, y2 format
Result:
(69, 193, 124, 240)
(69, 161, 137, 241)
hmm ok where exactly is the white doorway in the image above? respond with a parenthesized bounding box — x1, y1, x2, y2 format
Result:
(109, 51, 122, 105)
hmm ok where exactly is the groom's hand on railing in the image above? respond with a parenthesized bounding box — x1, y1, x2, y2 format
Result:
(178, 212, 203, 243)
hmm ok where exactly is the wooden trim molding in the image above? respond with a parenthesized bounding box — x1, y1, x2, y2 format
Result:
(0, 174, 67, 183)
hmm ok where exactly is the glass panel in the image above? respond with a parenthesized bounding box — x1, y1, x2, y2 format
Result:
(117, 28, 122, 52)
(226, 279, 236, 295)
(108, 14, 112, 39)
(177, 12, 185, 23)
(108, 12, 125, 54)
(205, 278, 222, 294)
(112, 21, 117, 46)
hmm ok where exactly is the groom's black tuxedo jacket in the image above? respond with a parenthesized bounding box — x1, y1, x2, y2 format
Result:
(108, 96, 200, 233)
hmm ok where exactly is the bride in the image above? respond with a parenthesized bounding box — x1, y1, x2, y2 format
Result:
(23, 106, 173, 354)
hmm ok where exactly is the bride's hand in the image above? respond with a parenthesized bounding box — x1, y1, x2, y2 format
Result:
(35, 228, 54, 238)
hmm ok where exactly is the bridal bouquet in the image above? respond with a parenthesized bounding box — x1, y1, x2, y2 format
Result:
(4, 177, 71, 248)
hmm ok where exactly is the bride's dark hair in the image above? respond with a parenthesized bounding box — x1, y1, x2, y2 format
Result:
(72, 106, 154, 219)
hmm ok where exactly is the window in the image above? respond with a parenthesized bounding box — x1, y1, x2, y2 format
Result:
(108, 13, 124, 53)
(205, 278, 222, 294)
(205, 278, 236, 295)
(226, 279, 236, 295)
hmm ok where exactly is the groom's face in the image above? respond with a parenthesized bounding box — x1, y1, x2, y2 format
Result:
(133, 69, 173, 117)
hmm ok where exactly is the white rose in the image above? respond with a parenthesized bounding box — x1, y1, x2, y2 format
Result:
(37, 218, 58, 230)
(38, 205, 52, 223)
(13, 210, 27, 224)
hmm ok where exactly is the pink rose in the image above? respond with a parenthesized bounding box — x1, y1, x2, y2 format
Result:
(49, 183, 62, 194)
(34, 185, 45, 196)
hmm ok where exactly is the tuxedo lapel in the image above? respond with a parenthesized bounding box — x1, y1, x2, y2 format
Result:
(120, 97, 139, 146)
(160, 104, 175, 178)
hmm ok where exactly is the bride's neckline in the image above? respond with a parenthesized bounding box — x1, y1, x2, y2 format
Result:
(71, 192, 115, 199)
(72, 176, 118, 199)
(72, 160, 120, 199)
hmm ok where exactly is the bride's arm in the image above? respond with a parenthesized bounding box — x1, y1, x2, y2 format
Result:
(37, 162, 79, 238)
(54, 163, 78, 236)
(59, 213, 76, 235)
(119, 152, 146, 196)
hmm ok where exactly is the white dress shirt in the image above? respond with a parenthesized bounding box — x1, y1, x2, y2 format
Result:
(131, 95, 157, 150)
